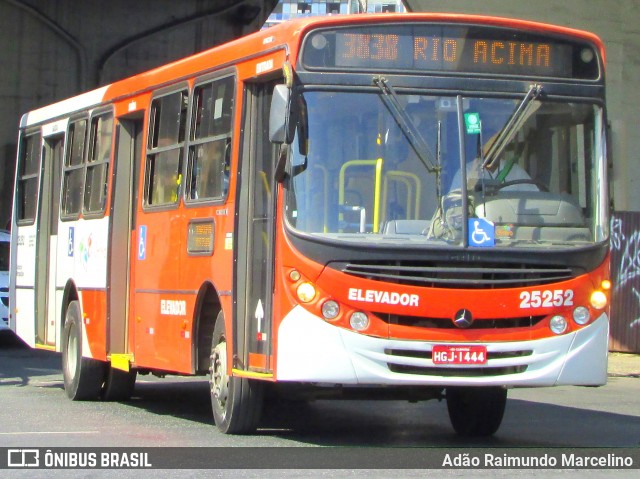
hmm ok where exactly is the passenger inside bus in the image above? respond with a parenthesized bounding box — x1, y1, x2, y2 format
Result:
(450, 106, 540, 193)
(429, 103, 542, 241)
(152, 162, 181, 205)
(193, 138, 228, 199)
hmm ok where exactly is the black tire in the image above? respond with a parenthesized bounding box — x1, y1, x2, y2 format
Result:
(446, 386, 507, 437)
(61, 300, 106, 400)
(209, 311, 264, 434)
(101, 366, 137, 401)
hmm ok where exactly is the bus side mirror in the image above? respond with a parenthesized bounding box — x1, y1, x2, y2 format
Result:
(269, 84, 291, 144)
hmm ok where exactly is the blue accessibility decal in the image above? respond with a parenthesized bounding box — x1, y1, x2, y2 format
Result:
(138, 225, 147, 260)
(67, 227, 74, 257)
(468, 218, 495, 247)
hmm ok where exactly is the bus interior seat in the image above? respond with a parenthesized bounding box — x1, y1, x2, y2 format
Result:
(474, 191, 586, 227)
(383, 219, 431, 235)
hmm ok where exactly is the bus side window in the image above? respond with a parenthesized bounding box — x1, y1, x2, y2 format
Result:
(149, 150, 182, 205)
(192, 138, 230, 200)
(145, 90, 188, 207)
(16, 132, 42, 224)
(83, 112, 113, 215)
(61, 119, 87, 219)
(187, 75, 235, 201)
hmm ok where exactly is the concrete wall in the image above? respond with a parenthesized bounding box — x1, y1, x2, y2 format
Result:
(405, 0, 640, 212)
(0, 0, 276, 228)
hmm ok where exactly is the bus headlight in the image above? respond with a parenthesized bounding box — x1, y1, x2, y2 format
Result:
(349, 312, 369, 331)
(296, 282, 317, 303)
(321, 300, 340, 320)
(590, 291, 607, 310)
(572, 306, 591, 325)
(549, 315, 568, 335)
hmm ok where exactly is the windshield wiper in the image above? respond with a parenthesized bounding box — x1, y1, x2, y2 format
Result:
(373, 76, 439, 173)
(482, 83, 543, 170)
(435, 120, 443, 203)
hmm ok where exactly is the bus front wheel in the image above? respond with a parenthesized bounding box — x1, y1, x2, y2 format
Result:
(209, 311, 264, 434)
(61, 300, 106, 400)
(446, 386, 507, 437)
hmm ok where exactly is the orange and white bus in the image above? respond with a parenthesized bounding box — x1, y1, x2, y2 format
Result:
(10, 13, 611, 437)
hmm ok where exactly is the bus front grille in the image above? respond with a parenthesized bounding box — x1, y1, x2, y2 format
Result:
(382, 314, 546, 329)
(388, 363, 528, 377)
(330, 260, 575, 289)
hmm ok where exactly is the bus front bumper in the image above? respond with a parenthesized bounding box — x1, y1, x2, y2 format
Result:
(276, 306, 608, 387)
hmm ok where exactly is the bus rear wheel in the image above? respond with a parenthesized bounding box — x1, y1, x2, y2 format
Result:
(209, 312, 264, 434)
(62, 300, 106, 400)
(446, 386, 507, 437)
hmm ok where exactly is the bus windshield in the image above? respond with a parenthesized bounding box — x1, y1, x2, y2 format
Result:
(284, 89, 606, 248)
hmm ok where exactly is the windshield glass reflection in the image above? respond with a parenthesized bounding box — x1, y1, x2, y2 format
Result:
(284, 90, 604, 248)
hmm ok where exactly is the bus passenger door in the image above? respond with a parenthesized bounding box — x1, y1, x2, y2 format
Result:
(108, 116, 142, 356)
(35, 134, 63, 347)
(234, 80, 279, 373)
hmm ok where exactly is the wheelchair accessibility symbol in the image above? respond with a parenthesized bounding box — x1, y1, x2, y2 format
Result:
(468, 218, 495, 247)
(138, 225, 147, 260)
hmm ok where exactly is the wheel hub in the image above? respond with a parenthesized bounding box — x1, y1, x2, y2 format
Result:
(211, 340, 229, 413)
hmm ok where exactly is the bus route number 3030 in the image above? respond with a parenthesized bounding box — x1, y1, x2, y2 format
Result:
(520, 289, 574, 309)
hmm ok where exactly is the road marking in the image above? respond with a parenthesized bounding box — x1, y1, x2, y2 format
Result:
(0, 431, 100, 435)
(31, 381, 64, 387)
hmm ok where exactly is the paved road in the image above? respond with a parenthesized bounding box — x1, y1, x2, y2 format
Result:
(1, 331, 638, 477)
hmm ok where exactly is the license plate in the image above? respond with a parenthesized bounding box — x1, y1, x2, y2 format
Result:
(432, 345, 487, 365)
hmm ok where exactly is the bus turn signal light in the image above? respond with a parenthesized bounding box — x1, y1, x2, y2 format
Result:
(289, 269, 301, 282)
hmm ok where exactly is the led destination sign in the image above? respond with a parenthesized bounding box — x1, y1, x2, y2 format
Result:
(302, 24, 599, 79)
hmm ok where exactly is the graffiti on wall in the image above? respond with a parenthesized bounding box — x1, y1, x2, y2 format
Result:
(610, 213, 640, 352)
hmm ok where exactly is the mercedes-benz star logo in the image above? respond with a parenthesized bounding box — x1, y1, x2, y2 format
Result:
(453, 308, 474, 329)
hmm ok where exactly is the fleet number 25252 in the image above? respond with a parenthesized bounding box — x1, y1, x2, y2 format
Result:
(520, 289, 574, 308)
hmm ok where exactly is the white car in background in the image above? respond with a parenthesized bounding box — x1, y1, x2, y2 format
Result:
(0, 230, 10, 331)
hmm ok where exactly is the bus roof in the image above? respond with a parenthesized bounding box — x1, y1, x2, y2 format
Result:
(20, 12, 605, 128)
